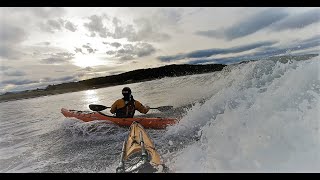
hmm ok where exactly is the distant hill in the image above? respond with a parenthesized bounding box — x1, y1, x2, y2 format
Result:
(0, 53, 318, 103)
(0, 64, 226, 102)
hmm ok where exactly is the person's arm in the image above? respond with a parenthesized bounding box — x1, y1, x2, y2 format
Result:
(110, 100, 119, 114)
(135, 100, 150, 114)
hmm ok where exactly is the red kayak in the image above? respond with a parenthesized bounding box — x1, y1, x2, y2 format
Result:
(61, 108, 178, 129)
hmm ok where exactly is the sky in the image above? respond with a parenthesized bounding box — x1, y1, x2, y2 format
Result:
(0, 7, 319, 93)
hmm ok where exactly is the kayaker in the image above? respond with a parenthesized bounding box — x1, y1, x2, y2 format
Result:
(110, 87, 150, 118)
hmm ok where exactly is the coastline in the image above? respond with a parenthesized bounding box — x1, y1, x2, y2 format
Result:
(1, 53, 318, 103)
(0, 64, 226, 103)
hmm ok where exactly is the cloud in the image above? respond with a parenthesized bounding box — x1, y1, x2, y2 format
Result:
(84, 15, 109, 38)
(82, 67, 93, 71)
(74, 44, 97, 54)
(83, 15, 170, 42)
(0, 23, 27, 45)
(119, 55, 135, 60)
(40, 18, 78, 33)
(156, 8, 183, 24)
(65, 21, 77, 32)
(158, 40, 277, 62)
(106, 42, 156, 60)
(10, 7, 66, 19)
(41, 52, 75, 64)
(270, 9, 320, 31)
(110, 42, 121, 48)
(2, 70, 26, 76)
(47, 75, 76, 82)
(109, 17, 170, 42)
(28, 7, 66, 19)
(74, 47, 84, 54)
(188, 35, 320, 65)
(38, 42, 51, 46)
(130, 18, 171, 42)
(82, 44, 97, 54)
(196, 8, 288, 40)
(0, 22, 28, 60)
(103, 41, 122, 48)
(1, 79, 38, 86)
(39, 18, 64, 33)
(0, 44, 25, 60)
(106, 50, 116, 55)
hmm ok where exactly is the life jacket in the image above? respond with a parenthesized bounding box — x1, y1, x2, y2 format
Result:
(115, 98, 136, 118)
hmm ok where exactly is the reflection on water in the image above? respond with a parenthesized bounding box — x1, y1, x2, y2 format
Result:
(83, 90, 99, 105)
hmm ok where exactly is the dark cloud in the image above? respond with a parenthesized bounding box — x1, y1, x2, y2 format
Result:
(109, 17, 170, 42)
(82, 44, 97, 54)
(238, 35, 320, 60)
(188, 35, 320, 65)
(271, 9, 320, 31)
(84, 15, 109, 38)
(158, 40, 277, 62)
(83, 15, 170, 42)
(39, 19, 64, 33)
(0, 22, 26, 59)
(196, 8, 288, 40)
(65, 21, 77, 32)
(49, 19, 64, 29)
(110, 17, 136, 40)
(40, 18, 78, 33)
(74, 47, 84, 54)
(103, 41, 122, 48)
(0, 23, 27, 45)
(74, 44, 97, 54)
(42, 42, 50, 46)
(120, 55, 135, 60)
(110, 42, 121, 48)
(131, 18, 171, 42)
(41, 52, 75, 64)
(135, 43, 156, 57)
(106, 50, 116, 55)
(106, 42, 156, 60)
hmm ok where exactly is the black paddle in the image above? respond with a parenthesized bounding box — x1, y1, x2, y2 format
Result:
(89, 104, 173, 112)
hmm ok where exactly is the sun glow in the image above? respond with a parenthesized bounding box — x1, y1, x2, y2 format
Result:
(72, 54, 106, 68)
(82, 89, 100, 105)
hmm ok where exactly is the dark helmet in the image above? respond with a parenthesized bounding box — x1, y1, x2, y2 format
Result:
(122, 87, 131, 97)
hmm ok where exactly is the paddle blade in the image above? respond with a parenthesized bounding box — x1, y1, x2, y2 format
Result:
(155, 106, 173, 112)
(89, 104, 109, 111)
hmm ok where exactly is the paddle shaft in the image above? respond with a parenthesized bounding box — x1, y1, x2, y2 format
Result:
(89, 104, 173, 112)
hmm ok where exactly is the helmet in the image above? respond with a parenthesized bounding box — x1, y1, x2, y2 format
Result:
(122, 87, 131, 97)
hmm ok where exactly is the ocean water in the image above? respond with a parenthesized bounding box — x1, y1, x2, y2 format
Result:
(0, 57, 319, 172)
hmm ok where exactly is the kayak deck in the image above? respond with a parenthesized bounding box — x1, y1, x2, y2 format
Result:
(61, 108, 178, 129)
(116, 121, 168, 173)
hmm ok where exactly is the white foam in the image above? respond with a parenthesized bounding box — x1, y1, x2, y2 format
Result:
(168, 58, 320, 172)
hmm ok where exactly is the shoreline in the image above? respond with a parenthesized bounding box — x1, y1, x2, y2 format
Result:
(1, 54, 318, 103)
(0, 64, 226, 103)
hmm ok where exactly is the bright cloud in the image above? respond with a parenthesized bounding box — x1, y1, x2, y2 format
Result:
(0, 7, 319, 93)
